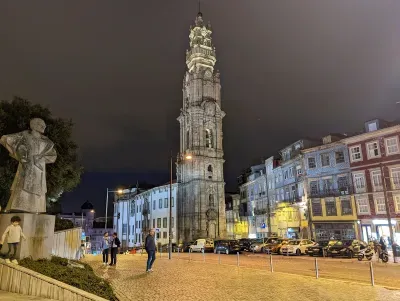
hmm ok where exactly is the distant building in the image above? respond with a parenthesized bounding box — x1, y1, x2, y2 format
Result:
(302, 134, 358, 242)
(225, 193, 242, 239)
(113, 182, 178, 249)
(272, 139, 319, 239)
(58, 200, 95, 235)
(342, 120, 400, 243)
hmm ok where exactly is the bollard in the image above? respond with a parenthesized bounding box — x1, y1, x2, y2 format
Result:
(177, 248, 180, 259)
(202, 249, 205, 262)
(237, 252, 240, 267)
(189, 248, 192, 261)
(369, 262, 375, 286)
(218, 251, 221, 264)
(270, 254, 274, 272)
(315, 258, 319, 279)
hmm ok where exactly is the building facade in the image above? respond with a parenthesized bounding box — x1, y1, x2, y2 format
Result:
(271, 140, 318, 239)
(303, 135, 358, 242)
(113, 183, 178, 248)
(176, 11, 226, 242)
(342, 120, 400, 244)
(225, 193, 243, 239)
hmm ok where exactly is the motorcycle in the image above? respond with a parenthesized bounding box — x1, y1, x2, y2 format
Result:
(358, 242, 374, 261)
(378, 248, 389, 263)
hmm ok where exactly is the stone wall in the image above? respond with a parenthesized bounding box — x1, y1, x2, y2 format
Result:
(0, 262, 107, 301)
(52, 227, 82, 260)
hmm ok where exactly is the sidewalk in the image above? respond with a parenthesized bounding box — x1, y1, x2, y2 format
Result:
(0, 291, 55, 301)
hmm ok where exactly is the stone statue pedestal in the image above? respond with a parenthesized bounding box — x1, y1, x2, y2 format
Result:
(0, 213, 55, 260)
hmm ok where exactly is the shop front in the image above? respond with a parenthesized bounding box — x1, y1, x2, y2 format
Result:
(313, 222, 357, 242)
(360, 219, 399, 244)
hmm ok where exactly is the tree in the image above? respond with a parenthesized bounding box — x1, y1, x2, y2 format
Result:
(0, 96, 83, 211)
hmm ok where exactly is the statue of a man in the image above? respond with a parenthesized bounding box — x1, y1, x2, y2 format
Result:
(0, 118, 57, 213)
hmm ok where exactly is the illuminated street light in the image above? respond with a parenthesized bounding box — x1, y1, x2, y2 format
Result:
(185, 155, 193, 160)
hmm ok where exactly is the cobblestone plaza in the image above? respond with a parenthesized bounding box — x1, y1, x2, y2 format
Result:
(84, 254, 400, 301)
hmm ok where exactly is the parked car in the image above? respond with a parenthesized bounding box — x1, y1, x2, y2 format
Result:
(189, 239, 214, 252)
(239, 238, 256, 252)
(326, 240, 367, 258)
(281, 239, 316, 255)
(263, 238, 290, 254)
(214, 240, 241, 254)
(306, 240, 338, 257)
(250, 237, 282, 253)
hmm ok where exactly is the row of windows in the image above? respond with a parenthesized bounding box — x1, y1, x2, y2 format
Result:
(307, 151, 345, 169)
(311, 198, 353, 216)
(309, 176, 349, 195)
(349, 136, 400, 163)
(353, 167, 400, 193)
(153, 198, 175, 210)
(356, 194, 400, 215)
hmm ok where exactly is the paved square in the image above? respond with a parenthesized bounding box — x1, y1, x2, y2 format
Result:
(84, 254, 400, 301)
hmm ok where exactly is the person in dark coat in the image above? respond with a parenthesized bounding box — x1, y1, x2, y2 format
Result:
(145, 229, 156, 272)
(109, 232, 121, 266)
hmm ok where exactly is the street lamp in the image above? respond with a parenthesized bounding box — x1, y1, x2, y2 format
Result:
(169, 153, 193, 259)
(105, 188, 123, 231)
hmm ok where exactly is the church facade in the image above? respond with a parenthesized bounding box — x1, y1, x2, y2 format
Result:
(176, 12, 226, 242)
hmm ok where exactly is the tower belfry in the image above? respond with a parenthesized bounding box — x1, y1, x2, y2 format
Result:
(177, 10, 226, 241)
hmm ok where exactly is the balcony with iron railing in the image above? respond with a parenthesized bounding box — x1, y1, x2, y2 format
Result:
(309, 186, 354, 198)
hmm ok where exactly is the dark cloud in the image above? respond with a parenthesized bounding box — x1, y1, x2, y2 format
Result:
(1, 1, 400, 213)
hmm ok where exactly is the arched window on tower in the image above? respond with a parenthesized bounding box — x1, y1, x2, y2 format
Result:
(207, 165, 213, 179)
(205, 129, 213, 148)
(209, 194, 214, 207)
(186, 130, 190, 150)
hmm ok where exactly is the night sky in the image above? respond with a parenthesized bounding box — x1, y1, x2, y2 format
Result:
(1, 1, 400, 216)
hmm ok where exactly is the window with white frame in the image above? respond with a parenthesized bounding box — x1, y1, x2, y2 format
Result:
(391, 167, 400, 190)
(164, 198, 168, 208)
(308, 157, 316, 169)
(394, 194, 400, 212)
(350, 145, 362, 162)
(356, 197, 370, 215)
(320, 153, 330, 167)
(370, 170, 383, 191)
(366, 141, 380, 159)
(385, 137, 399, 155)
(374, 196, 386, 214)
(289, 167, 294, 178)
(353, 173, 366, 193)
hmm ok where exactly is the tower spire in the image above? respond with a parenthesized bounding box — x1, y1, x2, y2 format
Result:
(198, 1, 201, 15)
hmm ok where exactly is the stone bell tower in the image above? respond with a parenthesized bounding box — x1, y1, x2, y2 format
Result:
(177, 10, 226, 242)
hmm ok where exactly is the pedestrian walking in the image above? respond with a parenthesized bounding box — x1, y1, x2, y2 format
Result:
(145, 229, 156, 272)
(109, 232, 121, 266)
(101, 232, 110, 265)
(0, 216, 27, 264)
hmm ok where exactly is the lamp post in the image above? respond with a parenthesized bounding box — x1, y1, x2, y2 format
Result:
(169, 153, 192, 260)
(381, 164, 398, 263)
(105, 188, 123, 231)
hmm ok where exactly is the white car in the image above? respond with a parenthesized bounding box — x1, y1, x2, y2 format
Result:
(281, 239, 316, 255)
(189, 239, 214, 252)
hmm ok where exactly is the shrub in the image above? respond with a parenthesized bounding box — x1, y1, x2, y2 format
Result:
(19, 256, 117, 300)
(54, 217, 74, 232)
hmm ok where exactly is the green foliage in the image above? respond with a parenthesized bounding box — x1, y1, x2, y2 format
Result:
(19, 256, 117, 300)
(0, 96, 83, 209)
(54, 217, 74, 232)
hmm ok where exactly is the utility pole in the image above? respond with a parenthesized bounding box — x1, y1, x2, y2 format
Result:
(381, 163, 397, 263)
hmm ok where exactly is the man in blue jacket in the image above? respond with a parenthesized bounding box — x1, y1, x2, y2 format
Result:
(145, 229, 156, 272)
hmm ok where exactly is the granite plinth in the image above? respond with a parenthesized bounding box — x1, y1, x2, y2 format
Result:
(0, 213, 55, 260)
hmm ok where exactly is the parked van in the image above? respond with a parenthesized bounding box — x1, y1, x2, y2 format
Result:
(189, 239, 214, 252)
